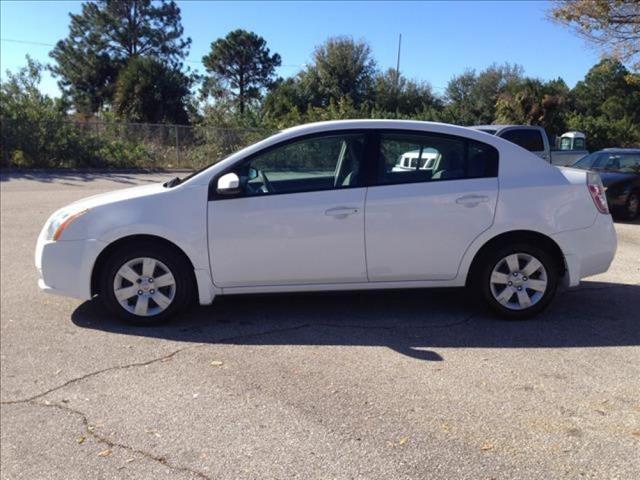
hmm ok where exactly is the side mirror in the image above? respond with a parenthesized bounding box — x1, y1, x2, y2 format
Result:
(216, 172, 240, 195)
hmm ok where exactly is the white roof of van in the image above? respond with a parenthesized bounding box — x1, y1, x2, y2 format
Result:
(560, 131, 586, 139)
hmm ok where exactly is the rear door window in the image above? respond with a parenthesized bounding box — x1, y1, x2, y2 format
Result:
(377, 132, 498, 185)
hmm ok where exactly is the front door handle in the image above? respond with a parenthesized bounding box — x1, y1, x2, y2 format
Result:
(325, 206, 360, 218)
(455, 195, 489, 207)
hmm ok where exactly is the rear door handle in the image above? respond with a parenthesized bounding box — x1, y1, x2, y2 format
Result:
(325, 206, 360, 218)
(455, 195, 489, 207)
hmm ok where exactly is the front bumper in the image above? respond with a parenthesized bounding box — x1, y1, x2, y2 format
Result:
(551, 213, 617, 287)
(35, 235, 104, 301)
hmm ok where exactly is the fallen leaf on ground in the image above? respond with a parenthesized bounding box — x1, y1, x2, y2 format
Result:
(211, 360, 224, 367)
(98, 449, 112, 457)
(398, 436, 409, 446)
(76, 436, 85, 444)
(481, 442, 494, 451)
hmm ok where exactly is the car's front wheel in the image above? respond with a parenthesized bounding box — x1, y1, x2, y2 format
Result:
(100, 241, 194, 325)
(476, 244, 559, 319)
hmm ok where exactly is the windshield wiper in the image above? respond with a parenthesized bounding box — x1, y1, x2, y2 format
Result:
(163, 176, 182, 188)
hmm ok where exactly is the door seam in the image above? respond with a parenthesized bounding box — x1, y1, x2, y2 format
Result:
(363, 186, 370, 282)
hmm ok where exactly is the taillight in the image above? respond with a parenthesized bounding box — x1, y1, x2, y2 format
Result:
(587, 172, 609, 214)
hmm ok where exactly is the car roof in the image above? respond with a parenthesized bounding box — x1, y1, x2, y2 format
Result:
(281, 119, 470, 135)
(471, 125, 541, 131)
(599, 148, 640, 154)
(276, 119, 515, 145)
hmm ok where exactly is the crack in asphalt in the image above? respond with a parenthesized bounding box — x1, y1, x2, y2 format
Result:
(10, 400, 213, 480)
(0, 346, 193, 405)
(0, 323, 310, 405)
(0, 316, 476, 479)
(1, 314, 477, 405)
(3, 284, 632, 406)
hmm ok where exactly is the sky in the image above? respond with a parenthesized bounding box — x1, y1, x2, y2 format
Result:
(0, 0, 603, 98)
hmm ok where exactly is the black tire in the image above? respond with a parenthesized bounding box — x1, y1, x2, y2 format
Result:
(100, 241, 194, 325)
(622, 191, 639, 221)
(473, 243, 559, 320)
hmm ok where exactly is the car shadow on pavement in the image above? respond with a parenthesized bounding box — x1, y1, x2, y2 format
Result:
(71, 280, 640, 362)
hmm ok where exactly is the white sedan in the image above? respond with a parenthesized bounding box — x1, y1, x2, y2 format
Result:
(35, 120, 617, 324)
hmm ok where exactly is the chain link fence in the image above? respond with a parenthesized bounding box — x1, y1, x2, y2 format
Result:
(0, 118, 274, 170)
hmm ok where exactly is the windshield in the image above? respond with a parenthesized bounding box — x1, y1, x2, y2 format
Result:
(169, 163, 212, 186)
(573, 152, 640, 173)
(572, 152, 596, 169)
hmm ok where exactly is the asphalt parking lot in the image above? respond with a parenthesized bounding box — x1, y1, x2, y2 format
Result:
(1, 172, 639, 480)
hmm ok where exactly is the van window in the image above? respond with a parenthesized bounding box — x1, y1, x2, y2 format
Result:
(501, 129, 544, 152)
(560, 137, 572, 150)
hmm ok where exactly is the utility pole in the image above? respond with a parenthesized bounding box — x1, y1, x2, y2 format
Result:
(395, 33, 402, 89)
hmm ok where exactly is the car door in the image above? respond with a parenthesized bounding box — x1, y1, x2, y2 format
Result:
(365, 131, 499, 281)
(207, 132, 369, 288)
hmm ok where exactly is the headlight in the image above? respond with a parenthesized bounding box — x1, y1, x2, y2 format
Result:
(44, 208, 89, 241)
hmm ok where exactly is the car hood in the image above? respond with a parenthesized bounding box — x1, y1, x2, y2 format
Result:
(66, 182, 167, 211)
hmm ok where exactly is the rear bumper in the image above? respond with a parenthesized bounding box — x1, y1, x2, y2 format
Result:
(35, 236, 104, 301)
(551, 213, 617, 287)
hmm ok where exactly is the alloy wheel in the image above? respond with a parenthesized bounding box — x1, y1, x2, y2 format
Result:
(113, 257, 176, 317)
(489, 253, 548, 311)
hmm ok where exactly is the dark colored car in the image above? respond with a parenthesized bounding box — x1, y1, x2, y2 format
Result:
(571, 149, 640, 220)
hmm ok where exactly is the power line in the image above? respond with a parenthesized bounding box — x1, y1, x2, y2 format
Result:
(1, 38, 55, 47)
(1, 37, 447, 89)
(1, 38, 306, 69)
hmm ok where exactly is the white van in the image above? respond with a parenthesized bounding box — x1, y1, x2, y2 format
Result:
(392, 149, 440, 172)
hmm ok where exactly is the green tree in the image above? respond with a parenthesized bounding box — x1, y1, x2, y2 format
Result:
(372, 69, 441, 116)
(495, 78, 570, 137)
(261, 76, 308, 128)
(568, 58, 640, 149)
(113, 57, 192, 124)
(1, 57, 70, 167)
(202, 29, 281, 114)
(442, 70, 477, 125)
(442, 63, 523, 125)
(301, 36, 376, 108)
(550, 0, 640, 70)
(50, 0, 191, 114)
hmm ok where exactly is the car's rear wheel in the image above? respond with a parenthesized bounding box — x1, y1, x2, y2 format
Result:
(476, 244, 559, 319)
(623, 191, 639, 220)
(100, 242, 194, 325)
